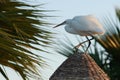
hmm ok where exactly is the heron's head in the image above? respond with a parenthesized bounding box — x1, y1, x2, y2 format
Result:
(53, 19, 71, 28)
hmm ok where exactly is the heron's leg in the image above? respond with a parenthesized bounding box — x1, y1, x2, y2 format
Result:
(75, 37, 94, 49)
(85, 36, 94, 53)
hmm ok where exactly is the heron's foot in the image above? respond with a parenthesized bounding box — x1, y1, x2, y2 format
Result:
(73, 47, 79, 53)
(73, 44, 84, 53)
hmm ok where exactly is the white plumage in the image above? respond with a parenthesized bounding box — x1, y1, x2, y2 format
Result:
(53, 15, 105, 52)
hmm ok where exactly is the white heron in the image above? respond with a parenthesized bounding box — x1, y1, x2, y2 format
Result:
(53, 15, 105, 53)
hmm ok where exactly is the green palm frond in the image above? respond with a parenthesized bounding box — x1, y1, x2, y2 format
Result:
(0, 0, 7, 3)
(95, 16, 120, 62)
(93, 8, 120, 80)
(0, 0, 52, 80)
(53, 36, 74, 57)
(53, 35, 87, 57)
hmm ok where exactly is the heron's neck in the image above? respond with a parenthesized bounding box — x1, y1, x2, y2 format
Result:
(66, 19, 72, 24)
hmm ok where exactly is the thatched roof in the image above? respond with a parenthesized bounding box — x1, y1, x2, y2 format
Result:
(49, 52, 110, 80)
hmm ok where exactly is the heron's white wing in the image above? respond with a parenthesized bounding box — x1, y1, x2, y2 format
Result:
(72, 15, 105, 35)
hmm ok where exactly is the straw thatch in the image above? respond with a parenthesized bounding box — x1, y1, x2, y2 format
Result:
(49, 52, 110, 80)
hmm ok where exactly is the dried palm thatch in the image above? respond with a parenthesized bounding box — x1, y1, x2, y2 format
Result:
(50, 52, 110, 80)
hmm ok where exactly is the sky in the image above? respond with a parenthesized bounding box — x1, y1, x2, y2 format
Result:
(40, 0, 120, 80)
(2, 0, 120, 80)
(42, 0, 120, 22)
(41, 0, 120, 80)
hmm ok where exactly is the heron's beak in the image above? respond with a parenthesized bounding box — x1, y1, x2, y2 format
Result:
(53, 21, 66, 28)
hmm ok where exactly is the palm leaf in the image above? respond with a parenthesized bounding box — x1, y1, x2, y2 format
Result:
(0, 0, 52, 80)
(93, 8, 120, 80)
